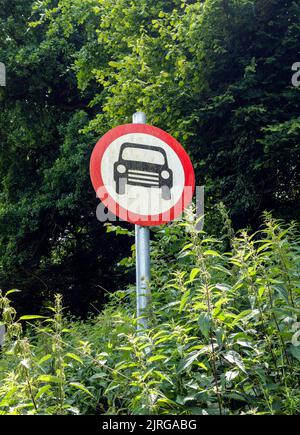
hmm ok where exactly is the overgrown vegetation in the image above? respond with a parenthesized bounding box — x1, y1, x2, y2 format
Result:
(1, 213, 299, 415)
(0, 0, 299, 417)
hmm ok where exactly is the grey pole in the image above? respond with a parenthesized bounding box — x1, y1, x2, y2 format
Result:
(133, 112, 151, 332)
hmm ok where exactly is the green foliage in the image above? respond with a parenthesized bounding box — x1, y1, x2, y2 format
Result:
(1, 214, 299, 415)
(1, 0, 300, 315)
(0, 0, 133, 314)
(0, 0, 300, 415)
(34, 0, 300, 227)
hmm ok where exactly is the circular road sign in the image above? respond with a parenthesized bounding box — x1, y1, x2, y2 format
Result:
(90, 124, 195, 226)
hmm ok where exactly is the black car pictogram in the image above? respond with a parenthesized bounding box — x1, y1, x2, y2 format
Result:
(114, 143, 173, 200)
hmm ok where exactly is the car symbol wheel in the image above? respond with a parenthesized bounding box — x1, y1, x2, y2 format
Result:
(162, 185, 171, 200)
(116, 177, 126, 195)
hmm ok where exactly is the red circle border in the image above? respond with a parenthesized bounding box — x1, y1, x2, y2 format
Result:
(90, 124, 195, 226)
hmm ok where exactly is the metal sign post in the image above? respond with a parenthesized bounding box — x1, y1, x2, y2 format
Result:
(0, 62, 6, 87)
(90, 112, 195, 333)
(133, 112, 151, 332)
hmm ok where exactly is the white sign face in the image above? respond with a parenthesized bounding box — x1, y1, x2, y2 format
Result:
(101, 132, 185, 216)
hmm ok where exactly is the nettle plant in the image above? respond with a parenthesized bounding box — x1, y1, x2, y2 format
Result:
(98, 211, 300, 415)
(0, 293, 101, 415)
(0, 211, 299, 415)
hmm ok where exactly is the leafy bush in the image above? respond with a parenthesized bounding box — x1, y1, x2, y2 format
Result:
(0, 212, 300, 415)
